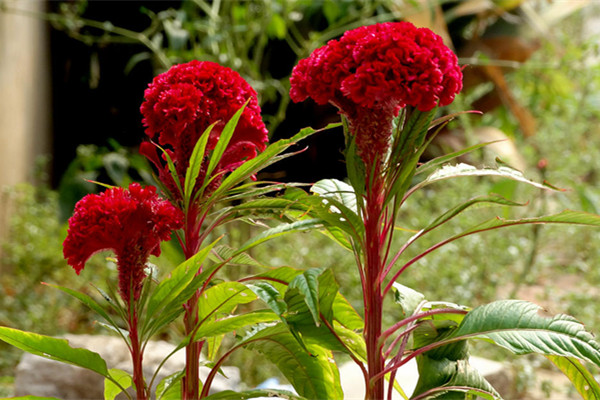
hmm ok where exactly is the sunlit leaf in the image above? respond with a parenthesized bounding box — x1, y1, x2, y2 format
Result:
(311, 179, 357, 214)
(393, 282, 425, 317)
(546, 356, 600, 400)
(444, 300, 600, 366)
(412, 357, 501, 400)
(211, 123, 339, 200)
(247, 281, 287, 316)
(237, 219, 324, 254)
(410, 162, 561, 195)
(285, 268, 325, 326)
(415, 141, 501, 176)
(242, 324, 343, 399)
(203, 388, 306, 400)
(198, 281, 257, 321)
(156, 371, 184, 400)
(104, 368, 132, 400)
(193, 310, 280, 340)
(0, 327, 109, 377)
(145, 237, 221, 325)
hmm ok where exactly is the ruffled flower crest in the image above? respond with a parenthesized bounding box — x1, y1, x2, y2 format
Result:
(140, 60, 269, 199)
(290, 22, 463, 165)
(63, 183, 183, 301)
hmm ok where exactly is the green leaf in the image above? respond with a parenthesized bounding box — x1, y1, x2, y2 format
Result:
(156, 143, 183, 198)
(210, 245, 266, 268)
(205, 101, 248, 181)
(309, 179, 364, 243)
(286, 268, 324, 326)
(343, 129, 366, 200)
(311, 179, 357, 214)
(156, 371, 184, 400)
(242, 324, 343, 399)
(247, 266, 303, 293)
(444, 300, 600, 365)
(8, 397, 61, 400)
(211, 123, 338, 200)
(422, 194, 525, 234)
(43, 283, 120, 333)
(104, 368, 132, 400)
(145, 237, 221, 323)
(204, 388, 306, 400)
(411, 162, 561, 194)
(198, 281, 257, 320)
(193, 310, 279, 340)
(184, 121, 215, 207)
(546, 355, 600, 399)
(457, 210, 600, 238)
(412, 358, 501, 400)
(393, 282, 425, 318)
(0, 326, 109, 377)
(247, 281, 287, 316)
(332, 293, 364, 331)
(415, 140, 501, 176)
(237, 219, 324, 254)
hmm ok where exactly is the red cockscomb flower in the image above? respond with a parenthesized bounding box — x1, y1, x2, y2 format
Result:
(140, 61, 269, 199)
(63, 183, 183, 302)
(290, 22, 463, 164)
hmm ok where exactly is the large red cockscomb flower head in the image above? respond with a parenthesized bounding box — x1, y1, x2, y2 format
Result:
(290, 22, 463, 164)
(63, 183, 183, 302)
(140, 60, 269, 199)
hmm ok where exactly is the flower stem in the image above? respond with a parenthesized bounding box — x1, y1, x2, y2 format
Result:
(183, 291, 201, 400)
(128, 307, 147, 400)
(363, 170, 386, 400)
(182, 204, 205, 399)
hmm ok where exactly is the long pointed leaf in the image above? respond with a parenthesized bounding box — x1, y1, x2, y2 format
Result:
(211, 123, 340, 200)
(546, 355, 600, 400)
(415, 140, 503, 176)
(145, 236, 221, 320)
(444, 300, 600, 366)
(411, 162, 560, 195)
(43, 283, 119, 331)
(203, 389, 306, 400)
(193, 310, 279, 340)
(184, 121, 215, 207)
(237, 218, 324, 254)
(0, 326, 109, 377)
(205, 101, 248, 180)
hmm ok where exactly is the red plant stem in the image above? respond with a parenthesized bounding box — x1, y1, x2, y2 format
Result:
(128, 306, 147, 400)
(380, 308, 468, 345)
(363, 167, 386, 400)
(182, 204, 206, 400)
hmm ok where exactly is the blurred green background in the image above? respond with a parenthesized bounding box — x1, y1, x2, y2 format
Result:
(1, 0, 600, 397)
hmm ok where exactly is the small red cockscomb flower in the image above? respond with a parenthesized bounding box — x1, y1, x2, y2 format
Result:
(290, 22, 463, 164)
(63, 183, 183, 302)
(140, 60, 269, 199)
